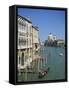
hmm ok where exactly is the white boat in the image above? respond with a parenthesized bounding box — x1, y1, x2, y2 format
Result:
(59, 53, 63, 56)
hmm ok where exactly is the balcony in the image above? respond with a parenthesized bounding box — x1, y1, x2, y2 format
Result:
(18, 29, 26, 34)
(18, 45, 32, 49)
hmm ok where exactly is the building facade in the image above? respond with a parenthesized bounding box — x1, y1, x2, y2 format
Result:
(57, 39, 65, 46)
(48, 33, 57, 41)
(32, 26, 39, 55)
(18, 15, 33, 70)
(17, 15, 39, 70)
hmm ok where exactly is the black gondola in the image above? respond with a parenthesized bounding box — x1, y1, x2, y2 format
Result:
(38, 67, 50, 78)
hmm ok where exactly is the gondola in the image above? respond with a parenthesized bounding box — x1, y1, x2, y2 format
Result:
(38, 67, 50, 78)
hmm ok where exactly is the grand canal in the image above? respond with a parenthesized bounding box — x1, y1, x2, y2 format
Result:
(18, 46, 65, 82)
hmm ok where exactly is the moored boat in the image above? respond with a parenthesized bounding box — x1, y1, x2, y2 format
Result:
(38, 67, 50, 78)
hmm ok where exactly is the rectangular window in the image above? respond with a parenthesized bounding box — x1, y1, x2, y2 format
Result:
(21, 53, 24, 65)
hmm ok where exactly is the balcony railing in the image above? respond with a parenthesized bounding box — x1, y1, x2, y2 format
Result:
(18, 45, 32, 49)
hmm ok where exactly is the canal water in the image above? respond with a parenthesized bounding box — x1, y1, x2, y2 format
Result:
(18, 46, 65, 82)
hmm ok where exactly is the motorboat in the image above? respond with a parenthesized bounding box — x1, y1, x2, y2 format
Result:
(59, 53, 63, 56)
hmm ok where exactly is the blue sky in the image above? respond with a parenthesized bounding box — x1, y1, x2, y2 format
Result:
(18, 8, 65, 42)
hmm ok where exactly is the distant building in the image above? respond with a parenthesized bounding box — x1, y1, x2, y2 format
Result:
(48, 33, 57, 41)
(48, 33, 53, 41)
(57, 39, 65, 46)
(53, 35, 57, 41)
(44, 33, 64, 47)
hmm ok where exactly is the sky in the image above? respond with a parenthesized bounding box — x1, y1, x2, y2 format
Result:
(18, 8, 65, 42)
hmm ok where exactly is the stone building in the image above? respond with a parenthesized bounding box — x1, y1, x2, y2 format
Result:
(32, 26, 39, 55)
(17, 15, 39, 70)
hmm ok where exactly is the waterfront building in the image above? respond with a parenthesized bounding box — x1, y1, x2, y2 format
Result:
(53, 35, 57, 41)
(32, 26, 39, 55)
(48, 33, 53, 41)
(57, 39, 65, 46)
(18, 15, 32, 70)
(17, 15, 39, 70)
(48, 33, 57, 41)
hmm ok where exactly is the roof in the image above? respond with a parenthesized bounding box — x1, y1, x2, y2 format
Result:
(32, 26, 39, 31)
(18, 15, 32, 23)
